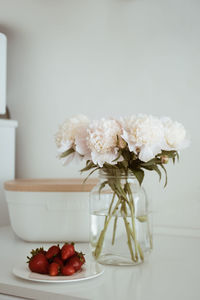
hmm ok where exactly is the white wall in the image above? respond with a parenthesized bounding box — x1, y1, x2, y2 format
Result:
(0, 120, 17, 226)
(0, 0, 199, 234)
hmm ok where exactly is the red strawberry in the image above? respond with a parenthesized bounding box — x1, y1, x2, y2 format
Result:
(76, 251, 85, 265)
(46, 245, 60, 260)
(28, 247, 46, 257)
(61, 243, 75, 260)
(48, 262, 60, 276)
(68, 252, 85, 271)
(61, 264, 75, 276)
(67, 256, 82, 271)
(53, 256, 64, 268)
(28, 253, 49, 274)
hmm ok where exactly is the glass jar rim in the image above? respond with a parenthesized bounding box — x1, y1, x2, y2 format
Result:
(99, 169, 136, 179)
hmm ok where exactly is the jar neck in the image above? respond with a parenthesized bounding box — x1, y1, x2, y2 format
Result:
(99, 169, 137, 181)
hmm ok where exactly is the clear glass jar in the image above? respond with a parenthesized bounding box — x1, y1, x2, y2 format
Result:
(89, 171, 152, 266)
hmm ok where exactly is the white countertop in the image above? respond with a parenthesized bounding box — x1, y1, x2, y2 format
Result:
(0, 226, 200, 300)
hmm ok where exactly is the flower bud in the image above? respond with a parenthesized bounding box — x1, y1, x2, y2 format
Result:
(161, 155, 169, 164)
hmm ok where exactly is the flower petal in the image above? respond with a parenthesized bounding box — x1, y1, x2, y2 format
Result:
(61, 152, 75, 165)
(139, 146, 155, 162)
(58, 140, 72, 153)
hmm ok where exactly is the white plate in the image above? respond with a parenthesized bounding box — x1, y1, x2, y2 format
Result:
(13, 261, 104, 283)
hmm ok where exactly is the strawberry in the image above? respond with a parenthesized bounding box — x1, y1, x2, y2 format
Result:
(28, 253, 49, 274)
(48, 262, 60, 276)
(68, 252, 85, 271)
(61, 264, 75, 276)
(27, 244, 85, 276)
(61, 243, 75, 260)
(53, 256, 64, 268)
(67, 256, 82, 271)
(46, 245, 60, 260)
(27, 247, 46, 257)
(76, 251, 85, 265)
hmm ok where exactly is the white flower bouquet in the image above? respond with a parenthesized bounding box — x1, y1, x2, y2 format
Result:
(55, 114, 189, 264)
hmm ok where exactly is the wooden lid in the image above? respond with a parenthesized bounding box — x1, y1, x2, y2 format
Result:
(4, 178, 98, 192)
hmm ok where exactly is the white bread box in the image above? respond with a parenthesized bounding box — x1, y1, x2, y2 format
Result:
(4, 178, 97, 242)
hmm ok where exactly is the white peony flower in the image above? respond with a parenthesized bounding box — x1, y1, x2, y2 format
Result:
(87, 118, 123, 167)
(161, 117, 190, 151)
(55, 114, 90, 156)
(121, 114, 165, 162)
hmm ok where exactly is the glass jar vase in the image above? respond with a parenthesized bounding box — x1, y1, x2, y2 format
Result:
(89, 171, 152, 266)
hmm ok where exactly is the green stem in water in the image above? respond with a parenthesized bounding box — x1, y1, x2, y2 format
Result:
(121, 199, 136, 262)
(147, 217, 153, 250)
(128, 225, 144, 261)
(112, 216, 118, 245)
(108, 179, 139, 263)
(104, 192, 116, 226)
(94, 176, 145, 263)
(125, 180, 145, 262)
(123, 216, 136, 262)
(94, 198, 120, 259)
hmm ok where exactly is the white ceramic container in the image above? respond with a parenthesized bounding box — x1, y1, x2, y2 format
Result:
(4, 178, 97, 242)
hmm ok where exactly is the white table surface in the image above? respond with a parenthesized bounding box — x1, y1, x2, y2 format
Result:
(0, 226, 200, 300)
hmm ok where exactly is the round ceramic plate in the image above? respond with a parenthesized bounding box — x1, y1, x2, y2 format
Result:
(13, 261, 104, 283)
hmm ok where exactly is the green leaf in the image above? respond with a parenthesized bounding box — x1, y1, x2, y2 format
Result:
(131, 152, 137, 160)
(83, 167, 100, 183)
(60, 148, 75, 158)
(131, 169, 144, 185)
(120, 160, 128, 169)
(176, 151, 180, 162)
(160, 164, 168, 188)
(140, 157, 160, 167)
(159, 150, 177, 159)
(142, 164, 162, 181)
(152, 165, 162, 181)
(137, 216, 147, 222)
(121, 149, 131, 162)
(142, 157, 168, 187)
(98, 180, 108, 194)
(112, 151, 122, 162)
(103, 163, 118, 169)
(80, 161, 96, 172)
(141, 165, 155, 171)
